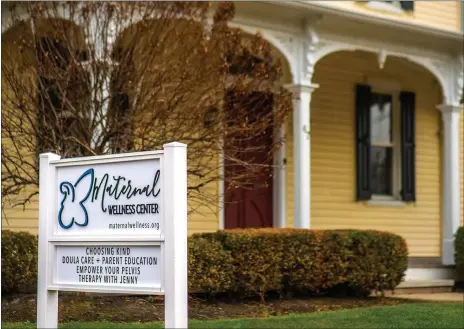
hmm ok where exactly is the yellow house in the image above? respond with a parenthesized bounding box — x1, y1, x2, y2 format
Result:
(2, 1, 464, 284)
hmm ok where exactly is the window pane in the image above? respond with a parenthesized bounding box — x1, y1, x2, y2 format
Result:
(370, 146, 393, 195)
(371, 94, 392, 144)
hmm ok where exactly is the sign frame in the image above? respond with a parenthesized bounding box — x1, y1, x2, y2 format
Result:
(51, 242, 165, 294)
(37, 142, 188, 328)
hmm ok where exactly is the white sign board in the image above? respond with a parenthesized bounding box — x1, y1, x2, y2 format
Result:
(37, 143, 187, 329)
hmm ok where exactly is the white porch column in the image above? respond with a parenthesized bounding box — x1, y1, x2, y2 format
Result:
(438, 104, 463, 265)
(286, 84, 318, 228)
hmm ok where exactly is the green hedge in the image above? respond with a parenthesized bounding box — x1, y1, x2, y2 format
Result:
(455, 227, 464, 281)
(194, 229, 408, 300)
(2, 228, 408, 298)
(188, 235, 234, 294)
(1, 230, 38, 294)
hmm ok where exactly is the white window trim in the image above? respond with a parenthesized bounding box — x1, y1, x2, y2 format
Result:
(366, 1, 405, 15)
(367, 199, 405, 207)
(368, 77, 402, 202)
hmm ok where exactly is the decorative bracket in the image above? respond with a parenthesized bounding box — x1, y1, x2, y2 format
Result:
(429, 56, 463, 107)
(302, 18, 322, 85)
(455, 56, 463, 105)
(378, 49, 387, 70)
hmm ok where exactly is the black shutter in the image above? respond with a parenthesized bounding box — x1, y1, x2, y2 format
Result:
(356, 84, 372, 200)
(400, 1, 414, 12)
(400, 91, 416, 201)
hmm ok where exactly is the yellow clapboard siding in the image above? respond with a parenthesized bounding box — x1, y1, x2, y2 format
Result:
(413, 1, 460, 31)
(1, 71, 40, 233)
(187, 154, 220, 234)
(188, 221, 219, 230)
(320, 1, 460, 32)
(188, 228, 218, 235)
(2, 193, 39, 232)
(284, 50, 443, 257)
(3, 205, 39, 215)
(1, 218, 40, 227)
(1, 226, 38, 235)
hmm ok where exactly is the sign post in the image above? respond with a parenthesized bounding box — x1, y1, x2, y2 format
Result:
(37, 142, 187, 328)
(163, 143, 188, 328)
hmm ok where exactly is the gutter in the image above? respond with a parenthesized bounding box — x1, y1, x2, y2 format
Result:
(268, 1, 464, 42)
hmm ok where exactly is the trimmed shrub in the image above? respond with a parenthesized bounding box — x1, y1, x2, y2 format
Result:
(455, 227, 464, 281)
(210, 229, 285, 300)
(194, 228, 408, 299)
(283, 229, 407, 296)
(1, 230, 38, 294)
(188, 235, 233, 295)
(330, 230, 408, 295)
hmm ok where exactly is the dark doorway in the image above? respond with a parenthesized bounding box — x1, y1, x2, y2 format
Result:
(224, 90, 274, 229)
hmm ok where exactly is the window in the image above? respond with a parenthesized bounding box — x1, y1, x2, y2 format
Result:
(355, 84, 416, 202)
(109, 89, 133, 153)
(226, 51, 264, 76)
(370, 93, 394, 196)
(38, 36, 70, 71)
(108, 48, 135, 153)
(398, 1, 414, 12)
(365, 1, 414, 14)
(36, 36, 90, 156)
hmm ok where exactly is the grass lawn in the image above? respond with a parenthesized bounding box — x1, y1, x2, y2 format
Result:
(3, 303, 463, 328)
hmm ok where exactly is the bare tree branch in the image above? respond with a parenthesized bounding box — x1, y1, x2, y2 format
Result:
(2, 1, 292, 218)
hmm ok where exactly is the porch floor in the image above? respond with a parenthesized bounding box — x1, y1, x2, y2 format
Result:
(389, 292, 463, 302)
(398, 279, 455, 288)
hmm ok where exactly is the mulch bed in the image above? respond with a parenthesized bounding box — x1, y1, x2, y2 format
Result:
(2, 292, 418, 323)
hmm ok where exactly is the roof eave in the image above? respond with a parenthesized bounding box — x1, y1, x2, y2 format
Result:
(272, 1, 464, 42)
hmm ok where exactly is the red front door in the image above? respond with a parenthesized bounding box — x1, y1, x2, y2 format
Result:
(224, 91, 273, 229)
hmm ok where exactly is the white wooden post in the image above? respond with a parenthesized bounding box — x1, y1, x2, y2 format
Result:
(285, 84, 318, 229)
(438, 104, 463, 265)
(273, 123, 287, 228)
(163, 142, 188, 328)
(37, 153, 60, 328)
(218, 147, 225, 230)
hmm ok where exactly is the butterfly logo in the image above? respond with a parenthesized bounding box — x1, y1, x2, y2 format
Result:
(58, 168, 94, 230)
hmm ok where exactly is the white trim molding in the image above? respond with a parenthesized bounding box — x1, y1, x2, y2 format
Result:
(437, 104, 464, 265)
(307, 33, 461, 107)
(273, 122, 287, 228)
(367, 200, 405, 207)
(227, 20, 299, 85)
(285, 83, 319, 229)
(218, 147, 225, 230)
(404, 268, 456, 281)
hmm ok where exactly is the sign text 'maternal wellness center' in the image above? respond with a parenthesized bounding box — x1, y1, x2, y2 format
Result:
(56, 159, 163, 234)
